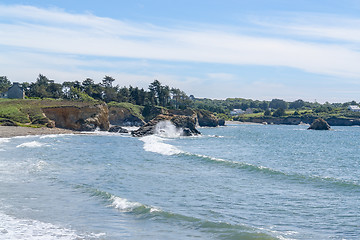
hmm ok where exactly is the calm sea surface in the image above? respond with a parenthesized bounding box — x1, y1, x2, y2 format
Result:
(0, 124, 359, 240)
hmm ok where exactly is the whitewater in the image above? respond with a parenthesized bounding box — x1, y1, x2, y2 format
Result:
(0, 123, 359, 239)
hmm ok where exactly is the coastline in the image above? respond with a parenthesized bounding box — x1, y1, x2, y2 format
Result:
(225, 120, 263, 125)
(0, 126, 78, 138)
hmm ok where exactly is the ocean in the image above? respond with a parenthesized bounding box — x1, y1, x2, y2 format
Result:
(0, 123, 359, 240)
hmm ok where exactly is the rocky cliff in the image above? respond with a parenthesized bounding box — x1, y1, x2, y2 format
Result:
(108, 105, 145, 126)
(42, 103, 109, 131)
(195, 109, 222, 127)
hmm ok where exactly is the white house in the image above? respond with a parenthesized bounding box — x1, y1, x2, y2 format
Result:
(348, 105, 360, 112)
(230, 108, 253, 115)
(230, 109, 244, 115)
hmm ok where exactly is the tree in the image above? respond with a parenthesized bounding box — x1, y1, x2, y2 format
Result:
(272, 108, 285, 117)
(148, 80, 162, 105)
(264, 109, 271, 116)
(259, 101, 269, 110)
(102, 76, 115, 88)
(0, 76, 11, 93)
(289, 99, 305, 109)
(28, 74, 51, 98)
(269, 99, 288, 109)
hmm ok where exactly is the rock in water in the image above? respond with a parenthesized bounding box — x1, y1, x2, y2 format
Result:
(308, 118, 331, 130)
(131, 114, 201, 137)
(108, 126, 129, 133)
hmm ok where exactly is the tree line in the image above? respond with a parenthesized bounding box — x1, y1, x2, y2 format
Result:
(1, 74, 358, 116)
(1, 74, 191, 110)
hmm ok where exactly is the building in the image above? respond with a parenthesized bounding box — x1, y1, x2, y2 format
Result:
(0, 82, 25, 99)
(230, 109, 244, 115)
(348, 105, 360, 112)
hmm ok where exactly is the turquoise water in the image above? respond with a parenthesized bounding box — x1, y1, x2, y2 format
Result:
(0, 124, 359, 239)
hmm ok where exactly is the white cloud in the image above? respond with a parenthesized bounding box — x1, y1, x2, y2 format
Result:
(1, 5, 360, 102)
(0, 4, 360, 80)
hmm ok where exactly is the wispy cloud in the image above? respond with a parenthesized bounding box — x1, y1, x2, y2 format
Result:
(1, 4, 360, 102)
(250, 13, 360, 44)
(1, 4, 360, 79)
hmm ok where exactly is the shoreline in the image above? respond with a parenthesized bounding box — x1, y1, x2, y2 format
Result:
(0, 126, 78, 138)
(225, 120, 263, 125)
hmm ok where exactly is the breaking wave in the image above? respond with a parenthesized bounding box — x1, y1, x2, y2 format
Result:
(87, 188, 282, 240)
(16, 141, 47, 148)
(140, 120, 185, 156)
(140, 135, 184, 155)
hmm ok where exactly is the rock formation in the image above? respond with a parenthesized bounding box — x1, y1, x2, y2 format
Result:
(108, 125, 129, 133)
(131, 114, 201, 137)
(108, 106, 145, 126)
(308, 118, 331, 130)
(195, 109, 222, 127)
(42, 103, 109, 131)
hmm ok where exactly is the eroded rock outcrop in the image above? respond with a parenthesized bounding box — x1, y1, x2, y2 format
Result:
(42, 103, 109, 131)
(131, 114, 200, 137)
(308, 118, 331, 130)
(108, 106, 145, 127)
(195, 109, 222, 127)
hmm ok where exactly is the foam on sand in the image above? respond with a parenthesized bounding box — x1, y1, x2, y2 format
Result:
(0, 212, 105, 240)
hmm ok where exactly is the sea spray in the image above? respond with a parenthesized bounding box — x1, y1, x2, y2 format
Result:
(140, 121, 184, 155)
(154, 120, 183, 138)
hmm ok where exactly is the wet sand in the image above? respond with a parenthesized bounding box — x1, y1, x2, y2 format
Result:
(0, 126, 77, 138)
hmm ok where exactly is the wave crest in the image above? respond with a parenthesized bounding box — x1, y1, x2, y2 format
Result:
(16, 141, 47, 148)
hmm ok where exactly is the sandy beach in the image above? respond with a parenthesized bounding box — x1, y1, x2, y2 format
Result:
(0, 126, 77, 138)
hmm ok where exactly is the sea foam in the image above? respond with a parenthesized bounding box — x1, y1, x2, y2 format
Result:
(140, 121, 184, 156)
(16, 141, 47, 148)
(109, 196, 160, 213)
(0, 212, 105, 240)
(140, 135, 183, 156)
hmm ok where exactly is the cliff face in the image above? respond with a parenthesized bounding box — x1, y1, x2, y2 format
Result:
(42, 103, 109, 131)
(195, 109, 222, 127)
(108, 106, 145, 126)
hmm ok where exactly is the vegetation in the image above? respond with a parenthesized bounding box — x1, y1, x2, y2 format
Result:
(1, 74, 360, 125)
(108, 102, 144, 120)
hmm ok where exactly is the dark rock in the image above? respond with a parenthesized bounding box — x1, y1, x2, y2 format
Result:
(109, 125, 129, 133)
(182, 128, 193, 136)
(218, 119, 225, 126)
(0, 119, 18, 126)
(195, 109, 219, 127)
(308, 118, 331, 130)
(132, 114, 201, 137)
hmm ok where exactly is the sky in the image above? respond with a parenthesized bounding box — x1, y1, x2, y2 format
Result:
(1, 0, 360, 102)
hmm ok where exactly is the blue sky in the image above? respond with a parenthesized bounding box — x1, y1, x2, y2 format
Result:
(1, 1, 360, 102)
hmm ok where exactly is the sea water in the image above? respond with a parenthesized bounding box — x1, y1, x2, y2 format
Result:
(0, 124, 359, 240)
